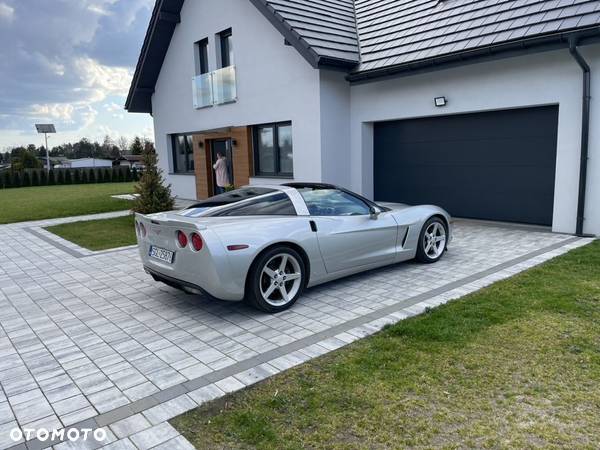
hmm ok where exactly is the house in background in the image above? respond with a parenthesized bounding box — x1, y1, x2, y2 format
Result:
(115, 154, 145, 170)
(57, 158, 114, 169)
(126, 0, 600, 236)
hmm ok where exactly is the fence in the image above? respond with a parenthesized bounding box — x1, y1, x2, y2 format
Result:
(0, 167, 141, 189)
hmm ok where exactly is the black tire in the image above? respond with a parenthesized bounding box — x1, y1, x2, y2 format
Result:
(416, 217, 448, 264)
(246, 246, 307, 313)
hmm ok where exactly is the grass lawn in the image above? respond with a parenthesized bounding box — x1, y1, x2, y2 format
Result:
(0, 183, 136, 224)
(172, 241, 600, 449)
(45, 215, 137, 251)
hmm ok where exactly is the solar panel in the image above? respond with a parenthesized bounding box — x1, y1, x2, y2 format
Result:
(35, 124, 56, 133)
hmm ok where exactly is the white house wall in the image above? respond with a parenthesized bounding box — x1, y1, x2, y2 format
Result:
(350, 45, 600, 235)
(151, 0, 322, 199)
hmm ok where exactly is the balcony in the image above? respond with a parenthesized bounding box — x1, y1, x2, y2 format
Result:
(192, 66, 237, 109)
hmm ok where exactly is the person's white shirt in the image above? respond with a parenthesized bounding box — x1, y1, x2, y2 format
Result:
(213, 157, 230, 187)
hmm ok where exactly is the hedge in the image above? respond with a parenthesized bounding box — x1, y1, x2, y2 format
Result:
(0, 167, 140, 189)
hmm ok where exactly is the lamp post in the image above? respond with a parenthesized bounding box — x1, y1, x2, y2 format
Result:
(35, 124, 56, 172)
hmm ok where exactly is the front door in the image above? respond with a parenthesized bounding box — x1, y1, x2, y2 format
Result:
(211, 139, 234, 195)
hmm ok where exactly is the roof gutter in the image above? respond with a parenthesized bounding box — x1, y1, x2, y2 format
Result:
(569, 38, 592, 237)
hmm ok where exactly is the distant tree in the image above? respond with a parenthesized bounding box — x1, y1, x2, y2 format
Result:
(117, 137, 129, 155)
(132, 144, 175, 214)
(130, 136, 143, 155)
(11, 149, 42, 170)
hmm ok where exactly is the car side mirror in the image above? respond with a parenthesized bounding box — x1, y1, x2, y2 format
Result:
(370, 206, 382, 220)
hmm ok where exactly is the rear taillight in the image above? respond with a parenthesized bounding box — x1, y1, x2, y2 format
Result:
(177, 230, 188, 248)
(191, 233, 203, 251)
(139, 222, 146, 237)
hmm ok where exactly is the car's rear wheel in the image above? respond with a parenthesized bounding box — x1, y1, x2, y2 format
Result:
(247, 246, 306, 313)
(416, 217, 448, 263)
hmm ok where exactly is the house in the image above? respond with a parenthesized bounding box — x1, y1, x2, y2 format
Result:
(115, 154, 145, 170)
(126, 0, 600, 236)
(58, 158, 114, 169)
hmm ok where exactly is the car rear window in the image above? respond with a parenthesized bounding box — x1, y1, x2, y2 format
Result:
(180, 187, 277, 218)
(209, 192, 297, 217)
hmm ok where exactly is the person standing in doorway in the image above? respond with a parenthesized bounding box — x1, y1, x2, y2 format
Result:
(213, 152, 230, 195)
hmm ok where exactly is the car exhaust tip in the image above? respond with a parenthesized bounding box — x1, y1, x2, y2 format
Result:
(183, 286, 204, 296)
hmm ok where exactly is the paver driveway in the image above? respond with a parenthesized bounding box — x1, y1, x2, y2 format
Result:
(0, 212, 593, 450)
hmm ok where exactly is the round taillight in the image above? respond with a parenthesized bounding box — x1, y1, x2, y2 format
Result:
(177, 230, 188, 248)
(191, 233, 203, 251)
(139, 222, 146, 237)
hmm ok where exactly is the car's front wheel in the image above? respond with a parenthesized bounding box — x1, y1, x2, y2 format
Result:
(247, 246, 306, 313)
(416, 217, 448, 263)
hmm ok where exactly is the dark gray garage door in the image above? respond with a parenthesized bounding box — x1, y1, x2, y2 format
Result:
(374, 106, 559, 226)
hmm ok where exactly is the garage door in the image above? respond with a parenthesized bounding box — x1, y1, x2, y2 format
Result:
(374, 106, 559, 226)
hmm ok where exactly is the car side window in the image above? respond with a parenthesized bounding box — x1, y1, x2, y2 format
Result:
(299, 189, 371, 216)
(211, 192, 297, 216)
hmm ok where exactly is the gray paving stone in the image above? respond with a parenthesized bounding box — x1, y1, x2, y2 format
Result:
(187, 384, 224, 406)
(129, 422, 179, 450)
(142, 395, 196, 425)
(108, 414, 151, 439)
(152, 435, 196, 450)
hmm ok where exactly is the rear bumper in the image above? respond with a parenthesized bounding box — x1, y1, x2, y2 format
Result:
(144, 266, 217, 299)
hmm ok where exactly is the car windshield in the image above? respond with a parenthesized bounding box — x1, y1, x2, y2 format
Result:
(180, 187, 277, 218)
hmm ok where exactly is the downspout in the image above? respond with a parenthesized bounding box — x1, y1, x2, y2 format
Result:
(568, 38, 591, 236)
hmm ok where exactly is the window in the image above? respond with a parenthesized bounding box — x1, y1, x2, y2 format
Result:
(195, 38, 209, 74)
(171, 134, 195, 173)
(254, 122, 293, 177)
(210, 192, 297, 216)
(219, 29, 234, 68)
(298, 188, 371, 216)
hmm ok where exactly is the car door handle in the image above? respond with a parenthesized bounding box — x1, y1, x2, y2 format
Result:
(309, 220, 318, 232)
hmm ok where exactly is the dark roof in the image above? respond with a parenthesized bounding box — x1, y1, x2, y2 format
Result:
(126, 0, 600, 112)
(351, 0, 600, 79)
(249, 0, 360, 67)
(126, 0, 183, 113)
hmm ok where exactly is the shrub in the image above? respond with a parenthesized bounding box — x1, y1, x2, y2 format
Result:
(117, 168, 125, 182)
(56, 170, 65, 185)
(65, 170, 72, 185)
(125, 167, 132, 182)
(31, 170, 40, 186)
(89, 169, 96, 184)
(82, 170, 89, 184)
(73, 169, 81, 184)
(40, 170, 47, 186)
(48, 170, 55, 186)
(132, 145, 174, 214)
(2, 171, 11, 188)
(23, 171, 32, 187)
(12, 171, 21, 187)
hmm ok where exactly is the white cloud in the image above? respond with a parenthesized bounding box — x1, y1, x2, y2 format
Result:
(74, 57, 133, 102)
(0, 2, 14, 22)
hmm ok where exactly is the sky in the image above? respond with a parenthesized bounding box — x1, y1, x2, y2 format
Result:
(0, 0, 155, 150)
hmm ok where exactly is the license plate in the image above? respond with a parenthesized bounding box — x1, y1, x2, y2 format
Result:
(149, 246, 175, 264)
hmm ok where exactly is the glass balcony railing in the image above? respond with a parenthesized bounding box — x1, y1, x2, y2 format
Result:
(192, 66, 237, 109)
(192, 72, 213, 109)
(212, 66, 237, 105)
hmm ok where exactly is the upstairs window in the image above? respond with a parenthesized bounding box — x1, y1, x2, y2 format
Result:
(253, 122, 293, 177)
(171, 134, 195, 174)
(219, 28, 234, 68)
(195, 38, 209, 75)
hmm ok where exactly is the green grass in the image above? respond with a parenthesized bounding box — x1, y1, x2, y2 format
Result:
(0, 183, 136, 224)
(172, 241, 600, 449)
(45, 215, 137, 251)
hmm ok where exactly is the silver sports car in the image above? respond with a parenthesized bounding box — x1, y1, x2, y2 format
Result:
(135, 183, 451, 313)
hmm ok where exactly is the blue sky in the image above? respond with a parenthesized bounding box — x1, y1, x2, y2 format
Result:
(0, 0, 155, 149)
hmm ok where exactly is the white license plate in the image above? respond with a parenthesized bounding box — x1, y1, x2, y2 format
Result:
(149, 246, 175, 264)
